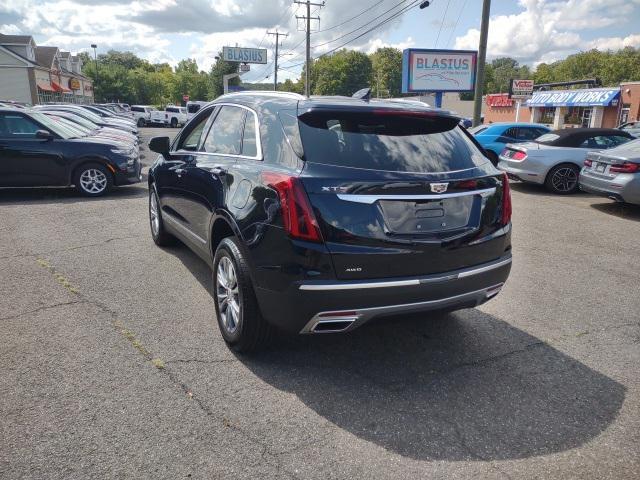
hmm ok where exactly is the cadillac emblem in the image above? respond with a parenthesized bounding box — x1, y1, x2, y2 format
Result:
(430, 183, 449, 193)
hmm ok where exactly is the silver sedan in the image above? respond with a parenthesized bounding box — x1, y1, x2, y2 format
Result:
(579, 139, 640, 205)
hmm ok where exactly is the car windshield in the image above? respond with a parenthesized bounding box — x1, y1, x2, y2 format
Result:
(469, 126, 488, 135)
(536, 133, 560, 143)
(30, 112, 82, 139)
(298, 111, 487, 173)
(60, 113, 98, 130)
(55, 117, 91, 135)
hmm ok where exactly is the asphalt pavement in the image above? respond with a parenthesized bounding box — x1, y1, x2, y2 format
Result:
(1, 127, 639, 479)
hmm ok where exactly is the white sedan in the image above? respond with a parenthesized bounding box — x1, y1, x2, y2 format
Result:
(498, 128, 633, 194)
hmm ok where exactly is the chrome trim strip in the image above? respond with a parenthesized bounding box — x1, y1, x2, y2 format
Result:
(457, 257, 512, 278)
(300, 284, 504, 334)
(299, 256, 511, 291)
(336, 187, 496, 204)
(163, 214, 207, 245)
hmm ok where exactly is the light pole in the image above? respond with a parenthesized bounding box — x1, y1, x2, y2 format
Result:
(472, 0, 491, 126)
(91, 44, 98, 102)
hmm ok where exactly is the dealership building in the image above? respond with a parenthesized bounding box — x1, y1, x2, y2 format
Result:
(483, 83, 640, 129)
(0, 34, 94, 105)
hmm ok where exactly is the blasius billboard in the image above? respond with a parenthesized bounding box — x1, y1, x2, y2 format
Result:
(401, 49, 477, 93)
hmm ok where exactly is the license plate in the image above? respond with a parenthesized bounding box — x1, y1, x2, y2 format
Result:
(596, 163, 606, 173)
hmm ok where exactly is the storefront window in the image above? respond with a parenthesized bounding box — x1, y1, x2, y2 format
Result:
(564, 107, 592, 127)
(539, 107, 555, 124)
(620, 104, 631, 125)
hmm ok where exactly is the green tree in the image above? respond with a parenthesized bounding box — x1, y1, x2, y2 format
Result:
(209, 53, 240, 99)
(370, 47, 403, 98)
(312, 50, 372, 96)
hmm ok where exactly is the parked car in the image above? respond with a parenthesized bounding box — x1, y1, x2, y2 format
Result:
(471, 122, 551, 165)
(34, 105, 139, 136)
(78, 105, 137, 127)
(131, 105, 157, 127)
(41, 111, 138, 147)
(579, 138, 640, 205)
(618, 120, 640, 138)
(0, 108, 141, 196)
(186, 101, 208, 121)
(150, 106, 188, 128)
(147, 92, 512, 352)
(498, 128, 633, 194)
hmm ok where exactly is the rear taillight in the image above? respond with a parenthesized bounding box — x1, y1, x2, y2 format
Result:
(501, 173, 512, 226)
(584, 159, 592, 167)
(609, 162, 639, 173)
(261, 172, 323, 243)
(511, 150, 527, 161)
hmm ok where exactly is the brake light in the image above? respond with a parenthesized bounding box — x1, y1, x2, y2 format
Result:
(511, 150, 527, 161)
(261, 172, 323, 243)
(584, 159, 592, 167)
(501, 173, 512, 226)
(609, 162, 639, 173)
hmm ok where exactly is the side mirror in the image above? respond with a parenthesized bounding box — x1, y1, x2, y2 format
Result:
(149, 136, 170, 156)
(35, 129, 53, 140)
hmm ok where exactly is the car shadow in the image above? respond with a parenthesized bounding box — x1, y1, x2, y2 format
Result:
(509, 180, 595, 198)
(166, 244, 626, 462)
(0, 183, 148, 205)
(590, 200, 640, 221)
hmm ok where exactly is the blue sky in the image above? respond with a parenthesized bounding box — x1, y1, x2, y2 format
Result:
(1, 0, 639, 82)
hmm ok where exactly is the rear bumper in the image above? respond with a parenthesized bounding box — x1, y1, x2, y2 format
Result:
(579, 169, 640, 205)
(498, 158, 545, 184)
(255, 254, 512, 334)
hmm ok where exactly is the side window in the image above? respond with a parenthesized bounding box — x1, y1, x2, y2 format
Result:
(515, 127, 539, 141)
(177, 108, 216, 151)
(202, 106, 245, 155)
(0, 114, 41, 138)
(502, 127, 518, 140)
(241, 111, 258, 158)
(609, 135, 631, 147)
(580, 136, 616, 149)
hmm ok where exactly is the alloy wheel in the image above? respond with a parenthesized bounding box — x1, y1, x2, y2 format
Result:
(216, 256, 240, 334)
(551, 167, 578, 192)
(79, 168, 108, 194)
(149, 192, 160, 236)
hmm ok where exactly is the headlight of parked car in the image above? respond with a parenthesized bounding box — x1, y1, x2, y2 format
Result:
(110, 147, 135, 157)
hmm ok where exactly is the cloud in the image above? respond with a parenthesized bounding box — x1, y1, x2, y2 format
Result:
(454, 0, 640, 64)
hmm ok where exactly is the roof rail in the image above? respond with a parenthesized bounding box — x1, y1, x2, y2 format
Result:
(218, 90, 305, 100)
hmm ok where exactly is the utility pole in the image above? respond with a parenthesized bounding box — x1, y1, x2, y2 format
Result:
(267, 30, 288, 91)
(472, 0, 491, 127)
(294, 0, 324, 97)
(90, 44, 98, 101)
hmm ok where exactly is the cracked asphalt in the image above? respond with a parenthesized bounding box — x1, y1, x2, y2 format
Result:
(1, 127, 639, 479)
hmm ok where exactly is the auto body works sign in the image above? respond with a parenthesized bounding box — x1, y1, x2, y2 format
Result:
(527, 88, 621, 107)
(402, 49, 477, 93)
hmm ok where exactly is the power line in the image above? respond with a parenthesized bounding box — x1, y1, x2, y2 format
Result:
(315, 0, 387, 33)
(446, 0, 467, 48)
(267, 30, 289, 89)
(294, 0, 325, 97)
(315, 0, 421, 58)
(434, 0, 452, 48)
(311, 0, 412, 49)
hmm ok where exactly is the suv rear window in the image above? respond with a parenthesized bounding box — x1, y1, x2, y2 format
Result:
(297, 111, 487, 173)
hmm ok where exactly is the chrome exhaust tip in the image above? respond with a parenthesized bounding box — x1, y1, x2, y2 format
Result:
(308, 311, 361, 333)
(485, 283, 504, 299)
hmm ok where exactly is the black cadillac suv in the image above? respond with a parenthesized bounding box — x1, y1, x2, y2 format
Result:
(148, 92, 512, 352)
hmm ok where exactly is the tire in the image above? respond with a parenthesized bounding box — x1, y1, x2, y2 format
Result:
(149, 185, 176, 246)
(74, 163, 113, 197)
(137, 117, 145, 127)
(213, 237, 273, 352)
(545, 164, 580, 194)
(170, 117, 178, 128)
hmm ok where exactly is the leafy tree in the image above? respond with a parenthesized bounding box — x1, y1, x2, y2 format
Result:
(209, 53, 240, 99)
(312, 49, 372, 96)
(370, 47, 403, 98)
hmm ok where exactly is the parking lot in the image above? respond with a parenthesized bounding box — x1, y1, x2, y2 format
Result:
(1, 126, 639, 479)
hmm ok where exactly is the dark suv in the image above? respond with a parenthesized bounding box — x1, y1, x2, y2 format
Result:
(148, 92, 512, 352)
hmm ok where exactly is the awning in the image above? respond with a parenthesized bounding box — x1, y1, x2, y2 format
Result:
(527, 88, 620, 107)
(51, 81, 72, 93)
(36, 80, 55, 92)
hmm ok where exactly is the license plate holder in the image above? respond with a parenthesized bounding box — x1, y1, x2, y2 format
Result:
(595, 163, 606, 173)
